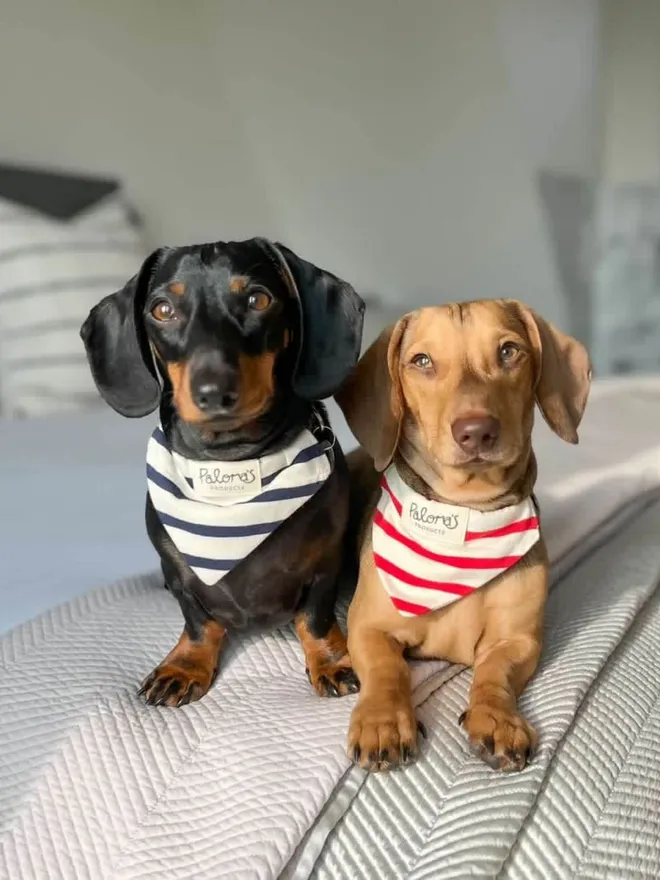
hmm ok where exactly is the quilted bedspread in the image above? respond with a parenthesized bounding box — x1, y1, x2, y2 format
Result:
(306, 499, 660, 880)
(2, 379, 660, 879)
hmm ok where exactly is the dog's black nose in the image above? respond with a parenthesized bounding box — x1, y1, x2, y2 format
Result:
(195, 383, 239, 412)
(451, 416, 500, 454)
(192, 367, 239, 414)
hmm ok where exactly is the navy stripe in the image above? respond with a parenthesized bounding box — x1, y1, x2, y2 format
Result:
(146, 464, 186, 499)
(183, 554, 236, 571)
(151, 428, 190, 484)
(252, 479, 326, 503)
(152, 427, 169, 450)
(0, 240, 139, 265)
(159, 511, 283, 537)
(290, 442, 326, 466)
(261, 442, 326, 486)
(0, 275, 132, 303)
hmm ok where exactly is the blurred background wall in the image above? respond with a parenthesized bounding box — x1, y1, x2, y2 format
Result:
(0, 0, 606, 330)
(2, 0, 660, 364)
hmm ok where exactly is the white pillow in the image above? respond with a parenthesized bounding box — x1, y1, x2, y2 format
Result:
(0, 194, 146, 418)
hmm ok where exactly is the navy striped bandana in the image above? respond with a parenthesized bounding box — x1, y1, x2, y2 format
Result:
(146, 421, 333, 586)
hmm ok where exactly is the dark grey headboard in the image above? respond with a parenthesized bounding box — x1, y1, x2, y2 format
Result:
(0, 161, 120, 220)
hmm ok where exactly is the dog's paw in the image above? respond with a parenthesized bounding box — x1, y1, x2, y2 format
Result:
(138, 661, 215, 707)
(459, 704, 537, 772)
(306, 656, 360, 698)
(348, 696, 419, 771)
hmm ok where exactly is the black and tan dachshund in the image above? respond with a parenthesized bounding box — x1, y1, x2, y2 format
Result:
(81, 238, 364, 706)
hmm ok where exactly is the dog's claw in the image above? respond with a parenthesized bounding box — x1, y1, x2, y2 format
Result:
(317, 675, 339, 698)
(461, 704, 537, 772)
(336, 667, 360, 693)
(308, 663, 360, 698)
(139, 662, 215, 707)
(482, 735, 495, 755)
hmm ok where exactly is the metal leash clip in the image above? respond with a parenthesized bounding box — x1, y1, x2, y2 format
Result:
(310, 407, 337, 452)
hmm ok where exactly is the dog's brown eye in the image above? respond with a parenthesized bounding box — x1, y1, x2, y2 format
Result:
(247, 290, 272, 312)
(151, 301, 175, 322)
(412, 353, 432, 369)
(499, 342, 519, 363)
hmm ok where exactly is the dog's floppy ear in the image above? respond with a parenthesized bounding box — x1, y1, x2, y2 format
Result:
(80, 249, 163, 417)
(335, 317, 409, 471)
(263, 241, 365, 399)
(515, 303, 592, 443)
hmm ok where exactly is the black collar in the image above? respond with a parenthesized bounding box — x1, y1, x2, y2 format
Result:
(308, 402, 336, 470)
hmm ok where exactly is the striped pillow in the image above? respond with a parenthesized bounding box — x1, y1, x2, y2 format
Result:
(0, 195, 146, 417)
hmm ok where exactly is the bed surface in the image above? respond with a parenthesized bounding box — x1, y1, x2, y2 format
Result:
(1, 409, 150, 633)
(3, 378, 660, 880)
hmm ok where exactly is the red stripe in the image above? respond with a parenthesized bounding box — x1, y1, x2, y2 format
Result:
(390, 595, 432, 615)
(465, 516, 539, 541)
(374, 509, 522, 569)
(374, 553, 475, 596)
(380, 475, 402, 515)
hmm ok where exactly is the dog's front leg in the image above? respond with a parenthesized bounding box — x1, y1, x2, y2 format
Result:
(459, 633, 541, 772)
(294, 560, 360, 698)
(347, 625, 418, 771)
(139, 589, 226, 707)
(460, 546, 548, 772)
(459, 554, 547, 771)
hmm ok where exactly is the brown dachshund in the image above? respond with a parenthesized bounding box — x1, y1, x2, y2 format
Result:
(336, 300, 591, 772)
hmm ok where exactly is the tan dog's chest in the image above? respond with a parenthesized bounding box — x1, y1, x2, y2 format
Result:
(349, 531, 548, 668)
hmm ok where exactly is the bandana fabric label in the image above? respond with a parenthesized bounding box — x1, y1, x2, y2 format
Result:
(403, 497, 469, 545)
(191, 460, 262, 500)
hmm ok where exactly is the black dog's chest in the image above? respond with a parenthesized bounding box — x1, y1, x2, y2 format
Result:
(146, 448, 346, 631)
(209, 564, 306, 630)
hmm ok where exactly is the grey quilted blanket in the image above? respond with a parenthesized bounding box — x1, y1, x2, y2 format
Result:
(305, 499, 660, 880)
(2, 379, 660, 879)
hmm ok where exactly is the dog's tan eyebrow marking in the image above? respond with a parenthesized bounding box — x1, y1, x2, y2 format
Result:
(497, 302, 527, 337)
(230, 275, 249, 293)
(169, 283, 185, 296)
(448, 302, 466, 325)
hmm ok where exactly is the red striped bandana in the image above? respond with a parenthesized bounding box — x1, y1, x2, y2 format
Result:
(373, 465, 540, 617)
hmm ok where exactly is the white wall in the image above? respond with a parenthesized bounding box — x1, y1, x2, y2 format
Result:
(0, 0, 603, 328)
(0, 2, 271, 240)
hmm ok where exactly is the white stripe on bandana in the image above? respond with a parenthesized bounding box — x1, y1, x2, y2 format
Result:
(373, 465, 541, 617)
(147, 425, 332, 586)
